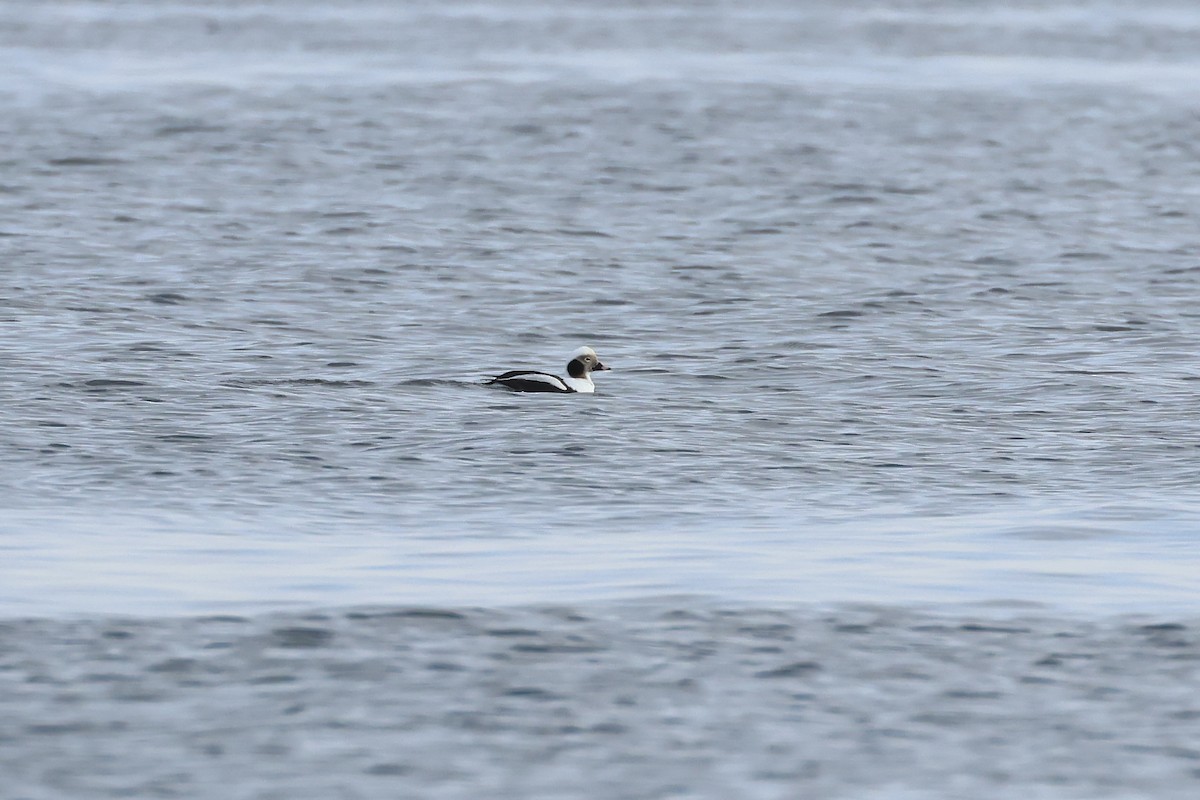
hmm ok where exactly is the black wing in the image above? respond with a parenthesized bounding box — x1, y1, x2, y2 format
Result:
(486, 371, 573, 393)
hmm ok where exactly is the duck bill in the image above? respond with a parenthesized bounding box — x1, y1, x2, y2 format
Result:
(595, 361, 611, 371)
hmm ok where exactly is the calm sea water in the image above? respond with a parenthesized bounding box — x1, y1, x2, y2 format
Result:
(4, 1, 1200, 797)
(5, 0, 1200, 616)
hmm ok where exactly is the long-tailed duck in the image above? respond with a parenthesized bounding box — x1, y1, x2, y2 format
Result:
(487, 346, 610, 393)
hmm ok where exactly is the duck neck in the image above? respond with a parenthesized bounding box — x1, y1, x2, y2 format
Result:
(562, 374, 594, 393)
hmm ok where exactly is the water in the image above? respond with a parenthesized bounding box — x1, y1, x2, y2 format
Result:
(4, 605, 1199, 800)
(2, 1, 1200, 796)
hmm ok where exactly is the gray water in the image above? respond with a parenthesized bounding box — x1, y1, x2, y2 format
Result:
(2, 0, 1200, 796)
(4, 604, 1199, 800)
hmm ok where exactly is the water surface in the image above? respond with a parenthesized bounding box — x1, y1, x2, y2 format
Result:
(4, 2, 1200, 797)
(4, 0, 1200, 616)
